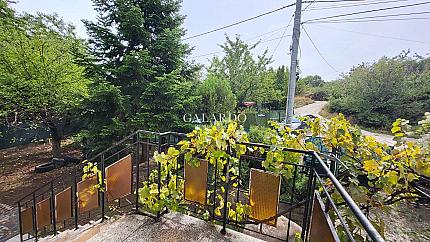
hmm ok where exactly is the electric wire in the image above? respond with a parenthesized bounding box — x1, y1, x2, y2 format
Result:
(183, 0, 371, 41)
(305, 10, 430, 22)
(190, 24, 293, 58)
(307, 24, 430, 44)
(305, 0, 408, 11)
(190, 34, 292, 59)
(183, 3, 296, 40)
(301, 25, 338, 72)
(270, 14, 295, 58)
(302, 1, 430, 23)
(309, 17, 430, 23)
(303, 0, 318, 12)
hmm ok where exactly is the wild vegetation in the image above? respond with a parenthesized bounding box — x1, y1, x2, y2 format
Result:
(326, 52, 430, 129)
(139, 114, 429, 240)
(0, 0, 429, 240)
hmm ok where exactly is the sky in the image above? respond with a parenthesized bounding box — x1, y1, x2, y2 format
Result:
(11, 0, 430, 81)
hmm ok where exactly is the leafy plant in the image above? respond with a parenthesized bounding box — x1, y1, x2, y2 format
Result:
(138, 122, 252, 221)
(0, 4, 90, 157)
(135, 113, 429, 240)
(82, 160, 104, 192)
(303, 114, 429, 238)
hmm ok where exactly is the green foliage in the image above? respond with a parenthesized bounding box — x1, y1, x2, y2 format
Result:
(274, 65, 289, 96)
(328, 54, 430, 129)
(304, 114, 429, 239)
(247, 125, 269, 143)
(417, 112, 430, 136)
(134, 112, 429, 239)
(207, 36, 282, 107)
(82, 160, 104, 191)
(0, 3, 90, 157)
(138, 147, 184, 212)
(79, 0, 199, 153)
(196, 74, 236, 114)
(138, 122, 251, 221)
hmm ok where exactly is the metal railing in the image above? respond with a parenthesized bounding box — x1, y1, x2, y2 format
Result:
(16, 130, 384, 242)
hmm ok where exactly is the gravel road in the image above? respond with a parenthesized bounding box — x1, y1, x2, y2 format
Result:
(295, 101, 397, 145)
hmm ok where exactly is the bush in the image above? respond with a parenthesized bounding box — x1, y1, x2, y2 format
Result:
(327, 54, 430, 129)
(248, 125, 268, 143)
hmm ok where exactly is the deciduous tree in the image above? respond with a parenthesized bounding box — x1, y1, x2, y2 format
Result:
(0, 3, 90, 157)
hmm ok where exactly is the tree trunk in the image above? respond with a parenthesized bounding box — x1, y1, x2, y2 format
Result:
(48, 125, 64, 158)
(51, 138, 62, 158)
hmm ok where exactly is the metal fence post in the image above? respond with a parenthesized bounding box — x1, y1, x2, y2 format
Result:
(18, 201, 23, 242)
(101, 154, 105, 222)
(32, 192, 37, 241)
(286, 165, 298, 242)
(302, 154, 315, 239)
(220, 145, 231, 235)
(156, 134, 163, 220)
(50, 181, 57, 235)
(74, 166, 78, 230)
(135, 132, 140, 212)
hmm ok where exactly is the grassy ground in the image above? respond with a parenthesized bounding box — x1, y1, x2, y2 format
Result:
(318, 104, 338, 119)
(318, 103, 422, 139)
(294, 96, 314, 108)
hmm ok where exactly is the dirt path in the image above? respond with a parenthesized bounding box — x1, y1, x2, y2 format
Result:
(0, 141, 81, 240)
(294, 100, 327, 118)
(0, 142, 81, 206)
(295, 101, 397, 145)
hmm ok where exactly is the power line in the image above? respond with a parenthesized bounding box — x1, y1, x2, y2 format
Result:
(190, 25, 292, 58)
(183, 3, 296, 41)
(246, 25, 291, 41)
(303, 0, 318, 11)
(307, 24, 430, 44)
(183, 0, 370, 41)
(306, 10, 430, 22)
(301, 25, 338, 72)
(190, 23, 290, 58)
(190, 34, 292, 59)
(305, 0, 408, 11)
(309, 16, 430, 23)
(270, 14, 295, 57)
(306, 0, 408, 9)
(191, 51, 224, 59)
(309, 0, 371, 2)
(302, 1, 430, 23)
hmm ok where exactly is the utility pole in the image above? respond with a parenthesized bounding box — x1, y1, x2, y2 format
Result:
(285, 0, 302, 124)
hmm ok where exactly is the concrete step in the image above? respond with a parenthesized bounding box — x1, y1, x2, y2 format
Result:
(35, 212, 265, 242)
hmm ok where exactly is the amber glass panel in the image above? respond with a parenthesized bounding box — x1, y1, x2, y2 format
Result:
(77, 175, 99, 213)
(55, 187, 72, 221)
(184, 159, 208, 205)
(20, 207, 33, 234)
(249, 169, 281, 226)
(105, 154, 132, 201)
(36, 198, 51, 228)
(309, 192, 339, 242)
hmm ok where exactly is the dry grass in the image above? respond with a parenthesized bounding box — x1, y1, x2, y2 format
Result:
(318, 103, 338, 119)
(294, 96, 314, 108)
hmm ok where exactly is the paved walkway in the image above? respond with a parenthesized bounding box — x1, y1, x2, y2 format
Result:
(295, 101, 398, 145)
(31, 212, 263, 242)
(0, 203, 17, 242)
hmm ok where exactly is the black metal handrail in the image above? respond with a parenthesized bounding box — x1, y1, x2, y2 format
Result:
(16, 129, 385, 242)
(313, 151, 385, 242)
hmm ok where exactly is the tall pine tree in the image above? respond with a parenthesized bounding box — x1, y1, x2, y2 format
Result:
(80, 0, 198, 153)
